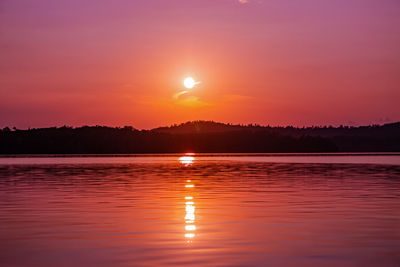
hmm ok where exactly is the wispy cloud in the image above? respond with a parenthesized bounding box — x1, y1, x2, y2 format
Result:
(173, 90, 188, 99)
(176, 96, 211, 108)
(238, 0, 248, 3)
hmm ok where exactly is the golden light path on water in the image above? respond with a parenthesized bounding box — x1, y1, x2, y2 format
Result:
(179, 154, 196, 242)
(179, 156, 195, 166)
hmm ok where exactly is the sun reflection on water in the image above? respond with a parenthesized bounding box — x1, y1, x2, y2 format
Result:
(180, 153, 196, 242)
(184, 195, 196, 241)
(179, 154, 195, 166)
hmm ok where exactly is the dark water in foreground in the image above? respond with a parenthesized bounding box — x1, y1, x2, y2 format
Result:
(0, 154, 399, 266)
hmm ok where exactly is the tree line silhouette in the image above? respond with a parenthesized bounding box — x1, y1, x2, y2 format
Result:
(0, 121, 399, 154)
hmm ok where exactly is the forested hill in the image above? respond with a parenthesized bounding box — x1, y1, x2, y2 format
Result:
(0, 121, 399, 154)
(153, 120, 400, 137)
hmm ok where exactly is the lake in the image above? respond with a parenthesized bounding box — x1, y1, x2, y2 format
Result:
(0, 154, 399, 266)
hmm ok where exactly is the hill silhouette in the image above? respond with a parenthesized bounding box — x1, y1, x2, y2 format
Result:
(0, 121, 399, 154)
(152, 121, 242, 134)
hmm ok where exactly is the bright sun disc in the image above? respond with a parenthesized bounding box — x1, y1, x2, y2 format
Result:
(184, 77, 196, 89)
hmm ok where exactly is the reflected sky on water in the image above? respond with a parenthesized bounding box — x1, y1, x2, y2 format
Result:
(0, 154, 399, 266)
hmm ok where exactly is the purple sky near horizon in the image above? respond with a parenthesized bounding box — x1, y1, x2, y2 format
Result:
(1, 0, 399, 129)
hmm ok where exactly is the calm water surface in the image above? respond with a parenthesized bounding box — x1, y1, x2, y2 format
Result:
(0, 154, 399, 266)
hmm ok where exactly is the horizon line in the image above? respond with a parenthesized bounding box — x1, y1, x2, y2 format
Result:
(1, 120, 399, 131)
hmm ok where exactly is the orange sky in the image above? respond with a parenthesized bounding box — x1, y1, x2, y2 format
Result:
(1, 0, 399, 129)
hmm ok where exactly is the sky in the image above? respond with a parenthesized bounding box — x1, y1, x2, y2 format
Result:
(1, 0, 399, 129)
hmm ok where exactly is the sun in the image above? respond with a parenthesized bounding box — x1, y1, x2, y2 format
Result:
(184, 77, 196, 89)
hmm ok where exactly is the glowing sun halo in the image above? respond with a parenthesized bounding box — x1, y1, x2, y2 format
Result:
(184, 77, 196, 89)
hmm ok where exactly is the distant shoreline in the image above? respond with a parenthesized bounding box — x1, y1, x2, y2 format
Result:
(1, 121, 399, 154)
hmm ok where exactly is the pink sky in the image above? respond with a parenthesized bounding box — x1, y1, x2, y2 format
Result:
(1, 0, 399, 129)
